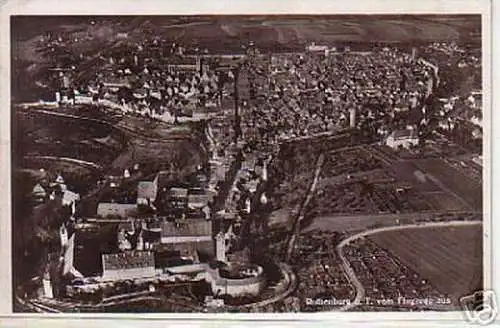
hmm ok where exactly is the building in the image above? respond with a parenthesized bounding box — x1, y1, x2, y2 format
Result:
(349, 107, 356, 128)
(62, 189, 80, 207)
(137, 181, 157, 206)
(385, 128, 419, 149)
(215, 232, 226, 262)
(167, 187, 189, 210)
(60, 223, 83, 278)
(472, 155, 482, 167)
(97, 203, 137, 219)
(42, 268, 54, 299)
(101, 250, 156, 281)
(187, 188, 209, 210)
(32, 183, 47, 201)
(160, 219, 212, 244)
(306, 43, 329, 53)
(205, 262, 266, 298)
(150, 219, 214, 264)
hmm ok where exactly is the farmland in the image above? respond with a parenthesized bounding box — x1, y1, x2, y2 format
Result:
(369, 224, 483, 306)
(14, 109, 127, 167)
(414, 158, 482, 210)
(321, 147, 384, 179)
(13, 106, 207, 176)
(302, 140, 481, 218)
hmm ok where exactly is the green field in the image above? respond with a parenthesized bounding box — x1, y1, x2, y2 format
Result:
(370, 224, 483, 305)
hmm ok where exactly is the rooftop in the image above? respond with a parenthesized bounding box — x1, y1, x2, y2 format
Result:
(102, 251, 155, 271)
(97, 202, 137, 218)
(389, 128, 418, 140)
(161, 219, 212, 238)
(137, 181, 157, 200)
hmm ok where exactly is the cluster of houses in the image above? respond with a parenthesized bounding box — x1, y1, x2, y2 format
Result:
(95, 168, 212, 221)
(46, 32, 243, 123)
(435, 90, 483, 141)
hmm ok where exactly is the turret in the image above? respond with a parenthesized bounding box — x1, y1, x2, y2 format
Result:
(215, 232, 226, 263)
(42, 266, 54, 299)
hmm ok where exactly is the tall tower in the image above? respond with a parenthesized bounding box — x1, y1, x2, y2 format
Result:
(215, 232, 226, 262)
(261, 161, 268, 182)
(411, 47, 417, 62)
(61, 223, 83, 278)
(55, 174, 67, 191)
(196, 56, 203, 75)
(42, 266, 54, 299)
(233, 66, 241, 144)
(349, 107, 356, 128)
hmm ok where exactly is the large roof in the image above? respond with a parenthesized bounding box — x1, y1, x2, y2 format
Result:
(187, 192, 209, 209)
(389, 128, 418, 140)
(137, 181, 157, 200)
(102, 251, 155, 271)
(62, 189, 80, 205)
(97, 203, 137, 218)
(170, 187, 188, 198)
(161, 219, 212, 238)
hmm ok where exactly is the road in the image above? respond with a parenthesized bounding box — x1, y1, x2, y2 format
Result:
(18, 107, 191, 142)
(302, 209, 480, 233)
(24, 155, 103, 171)
(285, 153, 325, 261)
(336, 219, 482, 311)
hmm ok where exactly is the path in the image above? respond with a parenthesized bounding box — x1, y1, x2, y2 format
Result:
(285, 153, 325, 262)
(303, 210, 480, 233)
(24, 155, 103, 171)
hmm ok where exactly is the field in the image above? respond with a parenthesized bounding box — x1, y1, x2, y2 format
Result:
(14, 111, 127, 167)
(13, 106, 206, 177)
(307, 180, 434, 217)
(414, 158, 482, 210)
(369, 224, 483, 305)
(321, 147, 384, 179)
(12, 15, 481, 52)
(389, 161, 442, 193)
(421, 191, 470, 211)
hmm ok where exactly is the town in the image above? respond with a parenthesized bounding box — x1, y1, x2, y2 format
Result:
(12, 15, 483, 313)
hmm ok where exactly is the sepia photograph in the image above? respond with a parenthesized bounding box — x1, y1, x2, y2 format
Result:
(9, 12, 487, 318)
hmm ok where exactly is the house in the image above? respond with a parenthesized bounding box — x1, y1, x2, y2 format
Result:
(169, 187, 189, 209)
(101, 250, 156, 281)
(32, 183, 47, 200)
(160, 219, 212, 244)
(470, 115, 482, 128)
(102, 77, 130, 91)
(137, 181, 157, 206)
(306, 43, 329, 53)
(62, 189, 80, 207)
(472, 155, 482, 167)
(472, 127, 483, 140)
(187, 188, 209, 209)
(52, 174, 66, 190)
(97, 203, 137, 219)
(386, 128, 419, 149)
